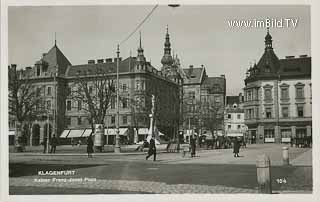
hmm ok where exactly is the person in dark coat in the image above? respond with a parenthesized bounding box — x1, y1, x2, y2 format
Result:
(233, 137, 240, 157)
(146, 137, 156, 161)
(87, 135, 94, 158)
(50, 134, 58, 153)
(190, 135, 196, 157)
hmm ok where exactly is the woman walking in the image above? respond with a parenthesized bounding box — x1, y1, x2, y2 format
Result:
(87, 134, 94, 158)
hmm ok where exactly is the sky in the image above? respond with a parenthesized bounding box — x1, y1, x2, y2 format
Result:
(8, 5, 311, 95)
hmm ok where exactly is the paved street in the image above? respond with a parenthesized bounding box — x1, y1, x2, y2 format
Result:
(9, 144, 312, 194)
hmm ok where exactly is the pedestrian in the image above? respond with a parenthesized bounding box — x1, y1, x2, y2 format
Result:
(190, 135, 196, 157)
(87, 135, 94, 158)
(233, 137, 240, 157)
(50, 134, 58, 153)
(146, 137, 156, 161)
(41, 138, 47, 153)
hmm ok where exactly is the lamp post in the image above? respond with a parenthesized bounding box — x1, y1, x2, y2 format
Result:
(114, 44, 121, 153)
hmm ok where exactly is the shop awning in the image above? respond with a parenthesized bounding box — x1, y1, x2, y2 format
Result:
(67, 130, 85, 138)
(60, 130, 70, 138)
(105, 128, 128, 136)
(9, 131, 15, 136)
(82, 129, 92, 137)
(227, 133, 243, 137)
(138, 128, 149, 135)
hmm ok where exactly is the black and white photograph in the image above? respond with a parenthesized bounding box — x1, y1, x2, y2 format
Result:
(1, 1, 320, 202)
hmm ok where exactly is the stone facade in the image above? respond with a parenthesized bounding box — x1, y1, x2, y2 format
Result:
(243, 30, 312, 145)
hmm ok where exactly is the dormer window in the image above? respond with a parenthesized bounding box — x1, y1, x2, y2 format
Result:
(265, 65, 271, 73)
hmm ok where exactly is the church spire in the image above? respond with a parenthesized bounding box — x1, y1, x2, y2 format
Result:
(265, 28, 273, 51)
(136, 31, 146, 62)
(161, 25, 173, 68)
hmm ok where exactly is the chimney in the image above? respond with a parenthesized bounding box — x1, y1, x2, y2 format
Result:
(299, 55, 308, 58)
(285, 56, 295, 59)
(97, 59, 104, 64)
(106, 58, 113, 63)
(88, 60, 95, 64)
(114, 57, 122, 63)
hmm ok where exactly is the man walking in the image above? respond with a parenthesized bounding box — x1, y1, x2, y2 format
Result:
(146, 137, 156, 161)
(190, 135, 196, 157)
(233, 137, 240, 157)
(50, 134, 58, 153)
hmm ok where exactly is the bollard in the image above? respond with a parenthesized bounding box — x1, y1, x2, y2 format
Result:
(282, 147, 289, 165)
(256, 154, 272, 194)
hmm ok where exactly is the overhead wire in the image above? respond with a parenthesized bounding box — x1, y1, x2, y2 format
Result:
(119, 5, 159, 46)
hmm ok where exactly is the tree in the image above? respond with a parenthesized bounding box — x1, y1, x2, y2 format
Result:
(8, 64, 44, 151)
(202, 101, 224, 149)
(70, 68, 115, 150)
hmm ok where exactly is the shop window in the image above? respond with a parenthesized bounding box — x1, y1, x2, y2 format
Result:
(264, 129, 275, 138)
(111, 116, 115, 124)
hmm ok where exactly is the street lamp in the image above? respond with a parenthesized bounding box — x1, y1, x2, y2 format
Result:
(114, 44, 121, 153)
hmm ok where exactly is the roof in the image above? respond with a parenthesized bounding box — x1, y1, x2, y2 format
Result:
(42, 44, 72, 76)
(278, 56, 311, 77)
(226, 96, 240, 106)
(65, 57, 137, 77)
(182, 67, 205, 84)
(201, 76, 226, 93)
(256, 49, 280, 75)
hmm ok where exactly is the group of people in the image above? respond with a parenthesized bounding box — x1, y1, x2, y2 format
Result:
(41, 134, 58, 153)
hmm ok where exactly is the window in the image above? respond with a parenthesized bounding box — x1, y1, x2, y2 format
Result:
(136, 81, 140, 90)
(47, 100, 51, 110)
(237, 114, 241, 119)
(122, 84, 127, 92)
(66, 100, 71, 111)
(296, 87, 304, 98)
(297, 106, 304, 117)
(89, 86, 93, 94)
(296, 128, 306, 138)
(123, 116, 127, 124)
(66, 117, 71, 125)
(78, 100, 82, 111)
(37, 66, 41, 76)
(77, 117, 82, 125)
(266, 108, 272, 119)
(282, 107, 289, 118)
(265, 89, 272, 100)
(247, 90, 252, 101)
(122, 98, 128, 108)
(47, 87, 52, 96)
(111, 116, 115, 124)
(281, 88, 289, 99)
(189, 91, 195, 100)
(214, 96, 221, 103)
(281, 129, 291, 138)
(227, 114, 231, 119)
(237, 125, 241, 129)
(228, 125, 231, 130)
(265, 129, 275, 138)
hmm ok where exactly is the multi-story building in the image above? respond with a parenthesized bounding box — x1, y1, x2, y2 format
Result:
(224, 95, 247, 139)
(9, 33, 180, 146)
(180, 65, 226, 141)
(243, 30, 312, 145)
